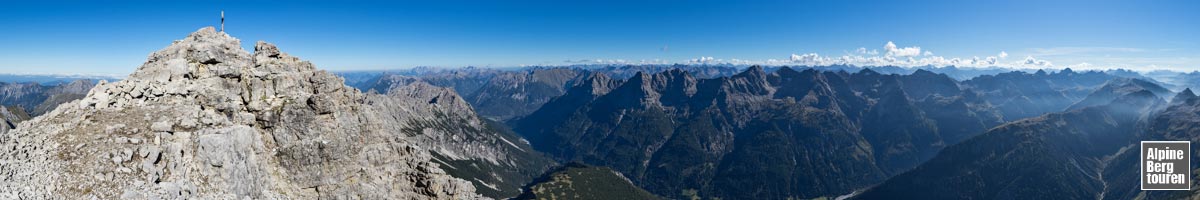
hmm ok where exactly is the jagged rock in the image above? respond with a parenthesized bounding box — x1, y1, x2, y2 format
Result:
(0, 27, 485, 199)
(363, 78, 558, 198)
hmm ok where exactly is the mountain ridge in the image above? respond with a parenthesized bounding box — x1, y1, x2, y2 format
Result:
(515, 65, 1087, 199)
(854, 80, 1169, 199)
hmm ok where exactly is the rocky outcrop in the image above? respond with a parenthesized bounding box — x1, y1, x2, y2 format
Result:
(366, 79, 557, 198)
(0, 27, 486, 199)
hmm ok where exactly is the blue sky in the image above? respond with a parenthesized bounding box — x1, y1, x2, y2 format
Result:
(1, 0, 1199, 75)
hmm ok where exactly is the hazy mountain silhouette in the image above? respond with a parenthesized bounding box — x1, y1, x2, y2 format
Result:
(855, 80, 1168, 199)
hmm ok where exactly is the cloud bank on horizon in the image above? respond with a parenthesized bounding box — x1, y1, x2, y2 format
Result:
(571, 41, 1192, 72)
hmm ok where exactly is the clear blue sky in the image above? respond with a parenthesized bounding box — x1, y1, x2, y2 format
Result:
(2, 0, 1199, 75)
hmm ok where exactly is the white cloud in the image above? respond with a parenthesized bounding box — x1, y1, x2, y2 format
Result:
(689, 56, 717, 64)
(563, 59, 633, 64)
(884, 41, 922, 57)
(559, 41, 1195, 71)
(759, 41, 1052, 68)
(564, 59, 672, 65)
(1066, 62, 1093, 69)
(789, 53, 832, 65)
(1019, 56, 1053, 67)
(983, 56, 999, 65)
(856, 47, 879, 55)
(595, 59, 630, 64)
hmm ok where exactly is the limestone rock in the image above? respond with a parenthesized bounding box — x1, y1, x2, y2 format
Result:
(150, 121, 172, 132)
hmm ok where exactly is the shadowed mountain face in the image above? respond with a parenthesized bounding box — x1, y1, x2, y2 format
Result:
(855, 80, 1168, 199)
(511, 66, 1112, 199)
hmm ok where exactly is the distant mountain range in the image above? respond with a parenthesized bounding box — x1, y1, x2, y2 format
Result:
(0, 74, 120, 85)
(0, 79, 97, 116)
(344, 65, 742, 121)
(855, 75, 1177, 199)
(503, 65, 1151, 199)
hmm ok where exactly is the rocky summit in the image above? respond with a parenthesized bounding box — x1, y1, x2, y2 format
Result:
(0, 27, 496, 199)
